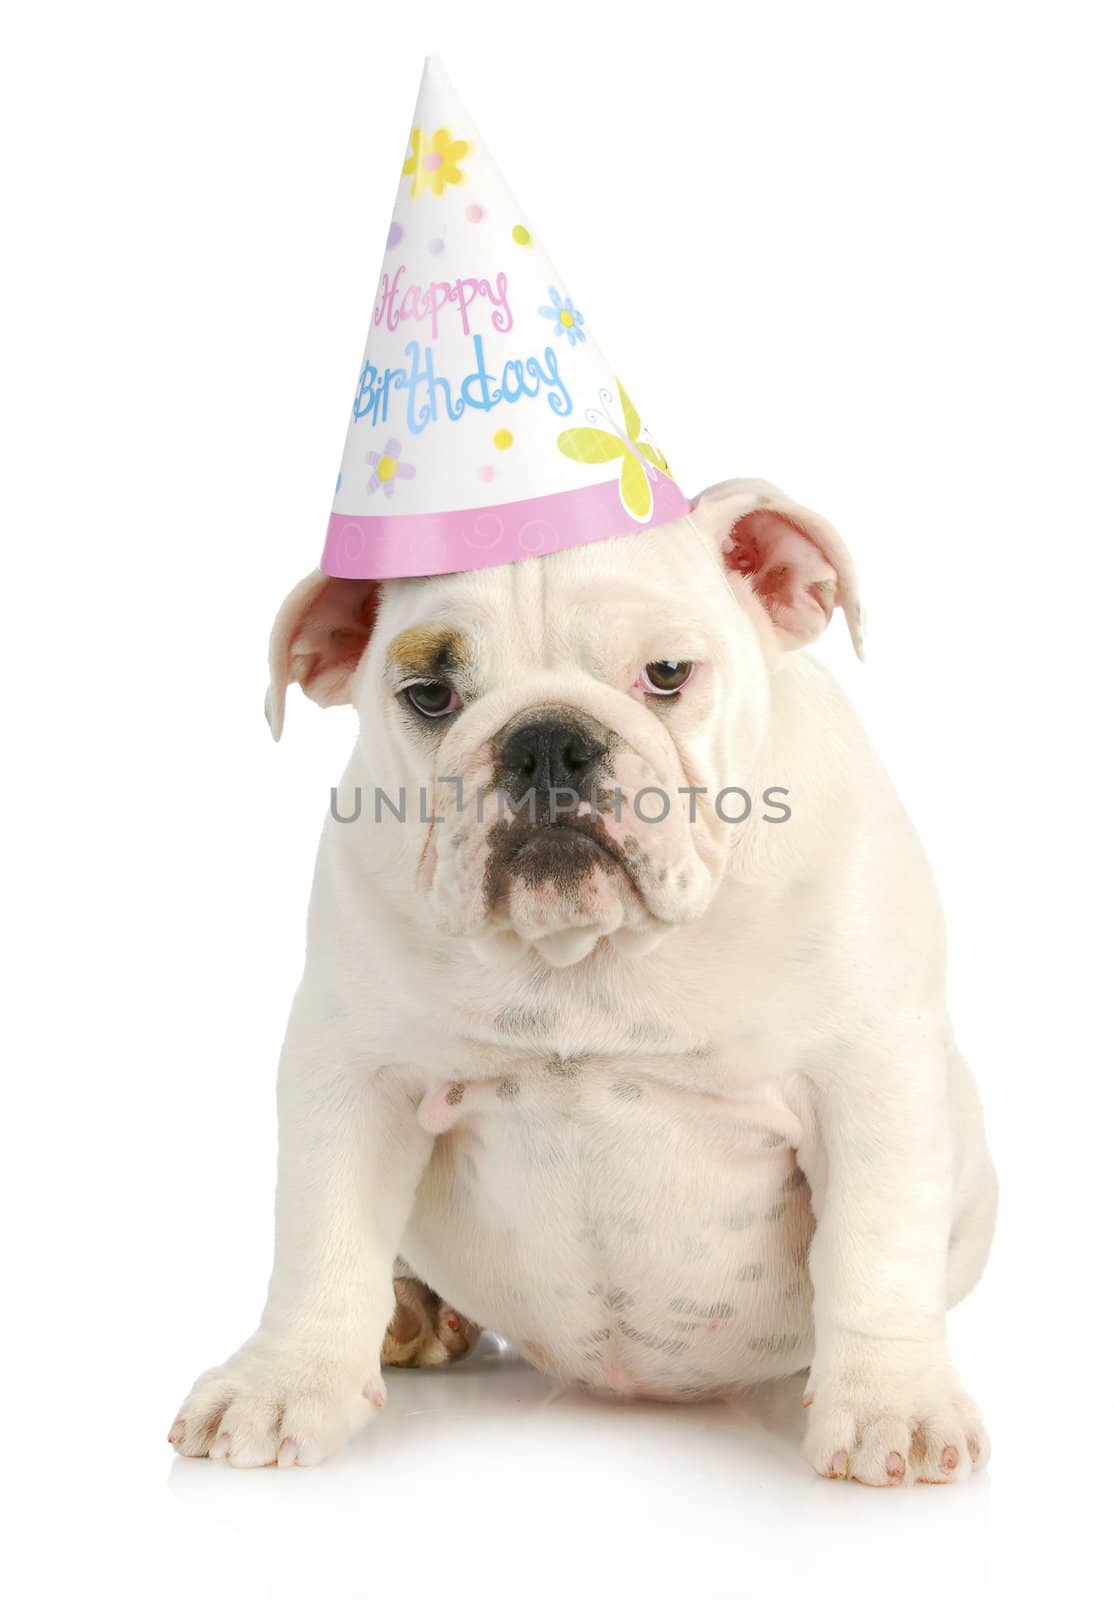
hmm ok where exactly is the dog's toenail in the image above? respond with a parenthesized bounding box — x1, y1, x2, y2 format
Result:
(211, 1434, 232, 1460)
(446, 1314, 461, 1331)
(829, 1450, 849, 1477)
(277, 1437, 299, 1468)
(885, 1451, 905, 1478)
(168, 1421, 186, 1444)
(941, 1444, 959, 1472)
(802, 1391, 814, 1408)
(363, 1381, 386, 1408)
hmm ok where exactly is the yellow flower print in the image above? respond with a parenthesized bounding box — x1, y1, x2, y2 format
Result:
(402, 126, 470, 199)
(557, 379, 672, 520)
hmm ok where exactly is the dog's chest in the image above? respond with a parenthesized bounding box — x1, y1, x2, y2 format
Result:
(402, 1043, 815, 1398)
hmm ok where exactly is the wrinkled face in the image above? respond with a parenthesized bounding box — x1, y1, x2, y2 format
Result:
(268, 482, 860, 968)
(357, 518, 770, 965)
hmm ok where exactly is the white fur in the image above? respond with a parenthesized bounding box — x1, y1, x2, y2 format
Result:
(171, 480, 996, 1484)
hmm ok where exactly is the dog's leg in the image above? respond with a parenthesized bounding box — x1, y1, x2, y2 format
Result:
(381, 1262, 482, 1368)
(794, 1043, 992, 1487)
(944, 1049, 998, 1309)
(169, 1032, 432, 1468)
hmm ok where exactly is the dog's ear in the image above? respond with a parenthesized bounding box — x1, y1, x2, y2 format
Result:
(265, 572, 380, 740)
(692, 479, 864, 659)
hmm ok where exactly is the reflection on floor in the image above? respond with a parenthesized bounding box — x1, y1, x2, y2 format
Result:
(166, 1335, 994, 1599)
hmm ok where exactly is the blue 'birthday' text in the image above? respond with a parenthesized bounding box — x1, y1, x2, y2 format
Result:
(353, 335, 573, 435)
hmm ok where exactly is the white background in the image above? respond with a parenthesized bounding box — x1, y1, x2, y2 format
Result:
(3, 1, 1110, 1594)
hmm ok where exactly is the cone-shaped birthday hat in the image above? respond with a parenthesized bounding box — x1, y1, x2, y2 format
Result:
(321, 57, 689, 580)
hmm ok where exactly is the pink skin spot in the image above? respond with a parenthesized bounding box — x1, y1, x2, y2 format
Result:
(418, 1081, 466, 1134)
(706, 1322, 720, 1334)
(940, 1444, 959, 1472)
(423, 151, 443, 172)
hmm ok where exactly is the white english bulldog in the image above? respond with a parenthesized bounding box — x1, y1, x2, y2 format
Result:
(170, 478, 997, 1485)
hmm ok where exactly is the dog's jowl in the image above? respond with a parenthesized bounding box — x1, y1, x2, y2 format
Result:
(170, 481, 996, 1485)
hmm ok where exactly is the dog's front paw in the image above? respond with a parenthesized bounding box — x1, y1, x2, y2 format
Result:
(168, 1336, 384, 1468)
(803, 1349, 989, 1487)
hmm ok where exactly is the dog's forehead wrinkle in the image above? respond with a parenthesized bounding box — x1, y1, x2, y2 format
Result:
(394, 542, 719, 682)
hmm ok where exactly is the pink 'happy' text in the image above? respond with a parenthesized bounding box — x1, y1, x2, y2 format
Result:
(373, 266, 514, 341)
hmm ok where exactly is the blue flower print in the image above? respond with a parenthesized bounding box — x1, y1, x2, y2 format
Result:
(539, 286, 586, 346)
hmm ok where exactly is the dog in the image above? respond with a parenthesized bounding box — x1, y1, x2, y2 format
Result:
(169, 477, 996, 1484)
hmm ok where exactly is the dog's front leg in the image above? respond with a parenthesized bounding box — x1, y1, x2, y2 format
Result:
(170, 1035, 431, 1468)
(795, 1049, 989, 1486)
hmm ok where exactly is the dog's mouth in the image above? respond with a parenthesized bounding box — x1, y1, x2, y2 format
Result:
(482, 816, 634, 907)
(517, 819, 627, 868)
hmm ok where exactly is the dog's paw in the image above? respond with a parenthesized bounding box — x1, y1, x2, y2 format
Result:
(381, 1274, 481, 1368)
(803, 1355, 989, 1487)
(168, 1340, 384, 1468)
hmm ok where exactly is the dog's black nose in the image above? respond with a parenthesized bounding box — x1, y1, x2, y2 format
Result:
(498, 714, 608, 806)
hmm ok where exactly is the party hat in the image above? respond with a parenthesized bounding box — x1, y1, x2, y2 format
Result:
(321, 56, 688, 580)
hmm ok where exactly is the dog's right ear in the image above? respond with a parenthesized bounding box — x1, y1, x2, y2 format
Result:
(265, 572, 380, 741)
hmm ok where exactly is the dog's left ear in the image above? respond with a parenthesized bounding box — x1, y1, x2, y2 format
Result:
(265, 572, 380, 740)
(691, 479, 864, 660)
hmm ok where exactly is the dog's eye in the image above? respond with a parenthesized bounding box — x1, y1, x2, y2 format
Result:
(639, 660, 694, 696)
(404, 680, 461, 719)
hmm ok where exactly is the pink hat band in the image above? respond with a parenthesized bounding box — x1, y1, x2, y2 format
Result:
(322, 473, 691, 579)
